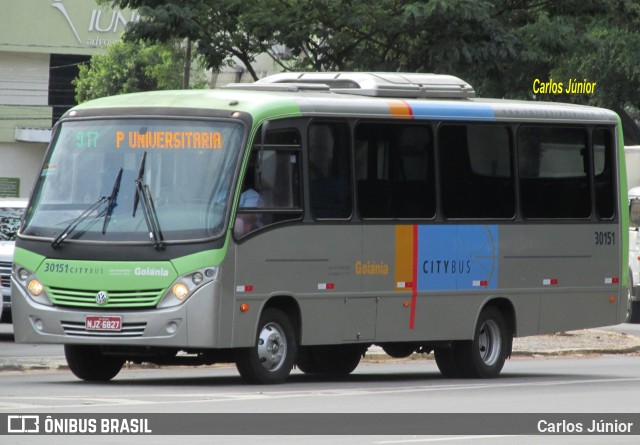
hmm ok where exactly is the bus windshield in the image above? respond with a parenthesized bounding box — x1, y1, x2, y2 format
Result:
(22, 118, 244, 243)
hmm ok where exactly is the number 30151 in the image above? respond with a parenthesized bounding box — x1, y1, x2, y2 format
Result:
(595, 231, 615, 245)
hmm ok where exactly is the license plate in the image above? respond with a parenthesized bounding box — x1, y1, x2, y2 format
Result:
(85, 315, 122, 332)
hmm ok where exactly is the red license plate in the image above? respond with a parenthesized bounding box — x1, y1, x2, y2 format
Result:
(85, 316, 122, 332)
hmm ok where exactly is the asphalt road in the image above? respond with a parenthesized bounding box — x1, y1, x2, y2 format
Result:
(1, 355, 640, 444)
(1, 323, 640, 444)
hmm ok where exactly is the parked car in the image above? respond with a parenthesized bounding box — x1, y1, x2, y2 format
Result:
(0, 198, 28, 323)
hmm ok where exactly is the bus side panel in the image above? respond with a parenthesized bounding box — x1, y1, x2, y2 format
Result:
(500, 224, 620, 289)
(230, 220, 621, 347)
(538, 291, 618, 334)
(232, 225, 364, 347)
(216, 239, 241, 348)
(500, 224, 621, 333)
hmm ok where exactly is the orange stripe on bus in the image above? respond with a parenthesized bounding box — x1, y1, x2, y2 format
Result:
(389, 100, 413, 118)
(395, 225, 419, 330)
(395, 225, 414, 291)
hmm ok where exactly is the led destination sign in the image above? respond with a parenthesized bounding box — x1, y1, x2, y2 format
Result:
(116, 130, 223, 150)
(72, 129, 224, 150)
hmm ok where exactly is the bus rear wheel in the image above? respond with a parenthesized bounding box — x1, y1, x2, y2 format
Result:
(434, 345, 463, 378)
(455, 307, 510, 378)
(235, 308, 297, 384)
(64, 345, 125, 382)
(630, 301, 640, 324)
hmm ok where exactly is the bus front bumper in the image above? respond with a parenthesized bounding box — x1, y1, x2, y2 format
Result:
(11, 278, 223, 348)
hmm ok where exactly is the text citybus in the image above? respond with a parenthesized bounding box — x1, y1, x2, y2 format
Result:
(12, 72, 629, 383)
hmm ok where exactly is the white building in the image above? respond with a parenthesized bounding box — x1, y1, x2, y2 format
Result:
(0, 1, 284, 199)
(0, 0, 137, 198)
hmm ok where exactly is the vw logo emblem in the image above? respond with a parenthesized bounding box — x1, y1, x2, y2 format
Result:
(95, 291, 109, 305)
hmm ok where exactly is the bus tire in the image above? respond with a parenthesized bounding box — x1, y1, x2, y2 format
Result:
(630, 301, 640, 324)
(434, 345, 463, 378)
(296, 345, 364, 376)
(455, 307, 510, 378)
(64, 345, 124, 382)
(296, 346, 321, 374)
(235, 308, 296, 384)
(626, 270, 637, 323)
(381, 343, 416, 359)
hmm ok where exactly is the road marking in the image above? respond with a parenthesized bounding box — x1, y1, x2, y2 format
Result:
(376, 436, 520, 444)
(1, 376, 640, 410)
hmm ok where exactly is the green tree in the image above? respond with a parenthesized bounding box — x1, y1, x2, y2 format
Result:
(73, 40, 198, 102)
(549, 3, 640, 142)
(100, 0, 267, 80)
(102, 1, 621, 88)
(100, 0, 640, 138)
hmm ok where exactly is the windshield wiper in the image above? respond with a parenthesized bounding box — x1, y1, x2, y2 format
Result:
(51, 168, 125, 248)
(132, 151, 146, 219)
(102, 167, 123, 235)
(51, 196, 109, 249)
(132, 152, 164, 250)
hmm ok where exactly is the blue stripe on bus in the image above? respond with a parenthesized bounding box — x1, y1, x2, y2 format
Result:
(408, 102, 495, 120)
(416, 225, 498, 291)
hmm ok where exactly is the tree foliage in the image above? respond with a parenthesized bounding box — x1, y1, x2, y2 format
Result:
(548, 2, 640, 141)
(98, 0, 640, 133)
(100, 0, 266, 80)
(73, 40, 197, 103)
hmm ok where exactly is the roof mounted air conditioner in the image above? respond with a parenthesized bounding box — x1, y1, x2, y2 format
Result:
(251, 72, 475, 99)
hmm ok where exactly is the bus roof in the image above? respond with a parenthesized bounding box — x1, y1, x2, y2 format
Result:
(67, 72, 618, 125)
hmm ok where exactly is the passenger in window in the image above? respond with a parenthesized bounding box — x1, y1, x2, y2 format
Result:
(239, 183, 260, 207)
(234, 169, 263, 237)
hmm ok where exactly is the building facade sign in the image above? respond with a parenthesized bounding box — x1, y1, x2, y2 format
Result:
(0, 0, 138, 55)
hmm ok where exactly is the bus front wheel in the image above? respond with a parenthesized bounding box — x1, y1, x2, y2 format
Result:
(235, 308, 297, 384)
(455, 307, 510, 378)
(64, 345, 125, 382)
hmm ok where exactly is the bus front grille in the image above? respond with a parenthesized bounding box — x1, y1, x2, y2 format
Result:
(47, 286, 164, 308)
(61, 321, 147, 337)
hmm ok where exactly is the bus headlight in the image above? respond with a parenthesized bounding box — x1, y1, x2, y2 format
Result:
(157, 267, 218, 308)
(172, 283, 189, 300)
(12, 266, 53, 306)
(28, 280, 44, 296)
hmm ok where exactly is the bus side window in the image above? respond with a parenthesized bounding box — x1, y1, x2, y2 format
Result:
(234, 127, 302, 238)
(593, 128, 615, 219)
(355, 123, 434, 219)
(518, 126, 590, 219)
(259, 150, 300, 208)
(308, 122, 352, 219)
(234, 151, 263, 236)
(439, 124, 514, 219)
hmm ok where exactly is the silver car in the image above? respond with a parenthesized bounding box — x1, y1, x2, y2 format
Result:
(0, 198, 27, 323)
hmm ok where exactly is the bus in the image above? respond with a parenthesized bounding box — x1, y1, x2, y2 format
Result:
(12, 72, 629, 384)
